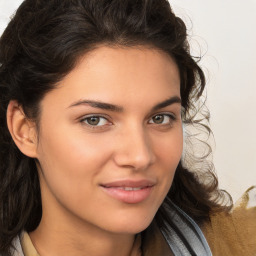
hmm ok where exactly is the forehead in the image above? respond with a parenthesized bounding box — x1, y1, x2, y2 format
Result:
(42, 46, 180, 111)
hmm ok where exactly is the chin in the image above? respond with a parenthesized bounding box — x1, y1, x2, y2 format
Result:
(101, 210, 156, 235)
(109, 222, 152, 235)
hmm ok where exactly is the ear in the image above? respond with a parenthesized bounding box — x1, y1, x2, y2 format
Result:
(7, 100, 38, 158)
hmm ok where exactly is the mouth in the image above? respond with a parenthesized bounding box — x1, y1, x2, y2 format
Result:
(100, 180, 155, 204)
(111, 187, 146, 191)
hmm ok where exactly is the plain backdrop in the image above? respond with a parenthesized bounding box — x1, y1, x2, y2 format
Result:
(0, 0, 255, 202)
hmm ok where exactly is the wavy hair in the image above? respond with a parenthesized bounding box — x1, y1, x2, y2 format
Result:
(0, 0, 231, 254)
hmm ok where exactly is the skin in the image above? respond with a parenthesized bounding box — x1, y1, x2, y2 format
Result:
(8, 46, 183, 256)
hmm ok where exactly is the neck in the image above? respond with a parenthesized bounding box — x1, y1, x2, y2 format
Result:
(30, 214, 138, 256)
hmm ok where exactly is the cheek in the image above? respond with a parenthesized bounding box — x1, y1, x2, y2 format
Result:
(154, 127, 183, 168)
(38, 124, 111, 172)
(36, 125, 113, 204)
(150, 126, 183, 200)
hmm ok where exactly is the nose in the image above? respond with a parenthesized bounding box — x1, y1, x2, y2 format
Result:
(113, 125, 156, 171)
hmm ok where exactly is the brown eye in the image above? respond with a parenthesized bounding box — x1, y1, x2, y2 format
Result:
(87, 116, 100, 125)
(152, 115, 164, 124)
(82, 116, 109, 126)
(149, 114, 175, 125)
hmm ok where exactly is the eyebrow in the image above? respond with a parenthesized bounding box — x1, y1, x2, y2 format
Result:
(68, 96, 181, 112)
(151, 96, 181, 111)
(69, 100, 123, 112)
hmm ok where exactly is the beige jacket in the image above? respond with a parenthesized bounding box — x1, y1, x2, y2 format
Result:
(202, 186, 256, 256)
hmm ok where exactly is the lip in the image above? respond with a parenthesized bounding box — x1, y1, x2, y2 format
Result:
(100, 179, 155, 204)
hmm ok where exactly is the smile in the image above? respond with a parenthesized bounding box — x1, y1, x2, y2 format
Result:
(100, 180, 155, 204)
(116, 187, 144, 191)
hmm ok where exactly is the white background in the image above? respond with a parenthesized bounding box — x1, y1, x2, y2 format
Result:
(1, 0, 255, 201)
(170, 0, 256, 201)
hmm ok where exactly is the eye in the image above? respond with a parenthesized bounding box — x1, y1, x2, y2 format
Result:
(149, 114, 175, 125)
(81, 115, 110, 127)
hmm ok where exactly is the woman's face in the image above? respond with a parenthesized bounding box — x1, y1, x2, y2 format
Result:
(35, 46, 183, 235)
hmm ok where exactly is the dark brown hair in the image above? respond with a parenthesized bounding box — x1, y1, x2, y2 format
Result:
(0, 0, 231, 254)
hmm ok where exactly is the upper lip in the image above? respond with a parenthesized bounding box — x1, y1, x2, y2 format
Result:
(101, 179, 156, 188)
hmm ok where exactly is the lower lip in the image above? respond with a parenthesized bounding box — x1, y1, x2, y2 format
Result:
(101, 186, 153, 204)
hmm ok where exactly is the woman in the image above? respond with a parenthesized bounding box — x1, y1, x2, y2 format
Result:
(0, 0, 255, 255)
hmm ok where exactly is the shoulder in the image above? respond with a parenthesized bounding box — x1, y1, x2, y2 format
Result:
(0, 234, 25, 256)
(202, 186, 256, 256)
(13, 234, 24, 256)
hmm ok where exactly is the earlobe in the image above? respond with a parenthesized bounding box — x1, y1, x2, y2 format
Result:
(7, 100, 38, 158)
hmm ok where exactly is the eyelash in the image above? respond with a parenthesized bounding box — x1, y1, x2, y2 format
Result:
(80, 113, 177, 129)
(80, 115, 112, 129)
(148, 113, 176, 126)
